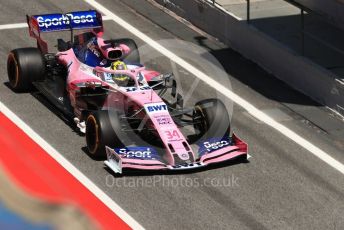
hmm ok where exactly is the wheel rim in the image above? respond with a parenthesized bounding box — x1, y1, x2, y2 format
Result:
(86, 115, 99, 154)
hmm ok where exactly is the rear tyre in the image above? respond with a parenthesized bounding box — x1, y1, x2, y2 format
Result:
(113, 38, 140, 64)
(85, 110, 124, 158)
(7, 48, 45, 92)
(193, 98, 231, 139)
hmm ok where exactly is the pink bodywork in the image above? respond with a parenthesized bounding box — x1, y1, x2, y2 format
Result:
(57, 48, 192, 165)
(25, 10, 248, 173)
(57, 48, 247, 172)
(96, 37, 131, 60)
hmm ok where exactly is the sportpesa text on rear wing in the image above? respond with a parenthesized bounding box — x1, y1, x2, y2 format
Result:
(26, 10, 103, 53)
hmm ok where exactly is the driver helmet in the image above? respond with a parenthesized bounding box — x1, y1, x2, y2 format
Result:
(110, 60, 130, 86)
(111, 60, 127, 71)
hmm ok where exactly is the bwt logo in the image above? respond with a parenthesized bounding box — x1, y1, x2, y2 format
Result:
(36, 13, 94, 29)
(147, 104, 167, 113)
(118, 148, 152, 159)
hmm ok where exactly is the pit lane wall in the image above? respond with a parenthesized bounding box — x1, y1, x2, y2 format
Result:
(154, 0, 344, 117)
(292, 0, 344, 31)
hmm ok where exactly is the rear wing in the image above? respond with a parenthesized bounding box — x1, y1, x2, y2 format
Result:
(27, 10, 103, 53)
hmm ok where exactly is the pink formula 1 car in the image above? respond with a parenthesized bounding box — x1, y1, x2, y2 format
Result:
(7, 10, 248, 173)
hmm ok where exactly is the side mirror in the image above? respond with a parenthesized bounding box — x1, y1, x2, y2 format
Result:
(149, 73, 174, 89)
(164, 73, 174, 88)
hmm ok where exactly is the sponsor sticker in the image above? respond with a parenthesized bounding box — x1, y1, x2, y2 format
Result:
(178, 153, 190, 160)
(171, 162, 203, 169)
(155, 115, 172, 125)
(198, 136, 233, 156)
(87, 40, 101, 58)
(33, 11, 100, 31)
(36, 13, 93, 28)
(115, 147, 160, 160)
(105, 147, 122, 173)
(144, 102, 168, 114)
(126, 86, 150, 92)
(107, 148, 121, 163)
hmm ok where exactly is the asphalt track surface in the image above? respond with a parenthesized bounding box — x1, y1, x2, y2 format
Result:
(0, 0, 344, 229)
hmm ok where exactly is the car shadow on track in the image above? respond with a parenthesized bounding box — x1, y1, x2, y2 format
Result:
(3, 82, 83, 136)
(81, 146, 107, 162)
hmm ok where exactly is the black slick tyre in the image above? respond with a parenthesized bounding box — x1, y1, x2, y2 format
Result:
(7, 48, 45, 92)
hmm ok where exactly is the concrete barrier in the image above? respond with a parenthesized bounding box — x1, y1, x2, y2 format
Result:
(155, 0, 344, 117)
(292, 0, 344, 31)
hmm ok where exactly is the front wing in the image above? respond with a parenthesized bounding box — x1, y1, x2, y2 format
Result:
(104, 134, 248, 174)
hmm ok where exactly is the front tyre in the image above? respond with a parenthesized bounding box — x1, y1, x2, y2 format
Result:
(7, 48, 45, 92)
(85, 110, 123, 158)
(193, 98, 231, 139)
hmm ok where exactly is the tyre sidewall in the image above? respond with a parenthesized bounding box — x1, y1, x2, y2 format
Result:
(7, 48, 45, 91)
(86, 110, 124, 158)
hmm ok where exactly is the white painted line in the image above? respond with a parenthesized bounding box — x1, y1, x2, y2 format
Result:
(0, 23, 28, 30)
(102, 15, 112, 21)
(84, 0, 344, 175)
(0, 16, 112, 31)
(0, 102, 144, 230)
